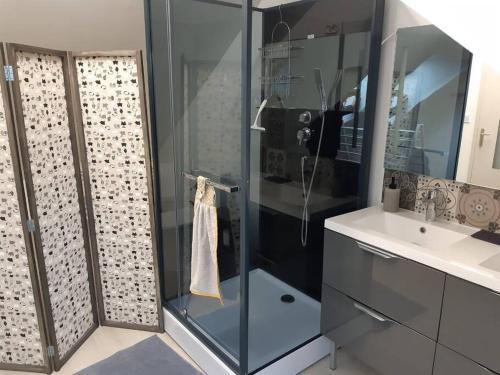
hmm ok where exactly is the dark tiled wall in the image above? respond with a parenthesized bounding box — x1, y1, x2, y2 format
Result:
(384, 169, 500, 233)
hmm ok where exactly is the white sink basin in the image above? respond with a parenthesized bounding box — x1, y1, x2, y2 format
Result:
(353, 211, 470, 251)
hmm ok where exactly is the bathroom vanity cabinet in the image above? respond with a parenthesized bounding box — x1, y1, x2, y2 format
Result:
(321, 230, 500, 375)
(439, 276, 500, 374)
(323, 230, 445, 340)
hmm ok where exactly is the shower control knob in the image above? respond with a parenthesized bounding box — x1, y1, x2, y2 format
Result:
(298, 111, 312, 124)
(297, 127, 312, 146)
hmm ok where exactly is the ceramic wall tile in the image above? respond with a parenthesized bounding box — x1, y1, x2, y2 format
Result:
(414, 175, 463, 222)
(457, 184, 500, 232)
(383, 169, 500, 232)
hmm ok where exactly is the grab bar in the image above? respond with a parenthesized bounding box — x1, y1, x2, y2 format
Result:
(182, 172, 240, 194)
(356, 241, 400, 260)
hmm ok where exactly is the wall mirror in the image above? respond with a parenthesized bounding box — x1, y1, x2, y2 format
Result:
(384, 24, 500, 189)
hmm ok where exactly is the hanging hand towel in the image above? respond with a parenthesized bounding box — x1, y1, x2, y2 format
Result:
(190, 176, 223, 304)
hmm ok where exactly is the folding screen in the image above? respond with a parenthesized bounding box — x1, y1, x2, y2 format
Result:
(0, 44, 162, 373)
(70, 52, 162, 331)
(6, 44, 98, 370)
(0, 47, 50, 373)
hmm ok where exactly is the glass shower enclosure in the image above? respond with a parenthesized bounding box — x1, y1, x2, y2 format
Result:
(146, 0, 384, 374)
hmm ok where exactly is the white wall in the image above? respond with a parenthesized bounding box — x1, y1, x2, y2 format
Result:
(0, 0, 146, 51)
(399, 0, 500, 70)
(368, 0, 429, 205)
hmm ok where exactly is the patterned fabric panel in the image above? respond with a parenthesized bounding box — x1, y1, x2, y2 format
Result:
(0, 71, 45, 367)
(16, 51, 94, 357)
(75, 55, 158, 326)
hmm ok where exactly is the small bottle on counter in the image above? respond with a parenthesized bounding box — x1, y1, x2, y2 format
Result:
(383, 176, 400, 213)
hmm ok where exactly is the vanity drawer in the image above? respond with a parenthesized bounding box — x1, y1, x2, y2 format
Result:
(321, 284, 435, 375)
(433, 345, 497, 375)
(439, 275, 500, 374)
(323, 230, 445, 339)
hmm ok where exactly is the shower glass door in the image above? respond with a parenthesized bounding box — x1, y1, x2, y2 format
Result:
(166, 0, 244, 371)
(247, 0, 378, 372)
(155, 0, 382, 373)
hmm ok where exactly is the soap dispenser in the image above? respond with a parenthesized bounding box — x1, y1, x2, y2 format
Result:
(383, 176, 400, 213)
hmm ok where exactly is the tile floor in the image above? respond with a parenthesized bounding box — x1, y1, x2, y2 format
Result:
(0, 327, 372, 375)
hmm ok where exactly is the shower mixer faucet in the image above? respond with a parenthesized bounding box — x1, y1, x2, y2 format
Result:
(297, 127, 312, 146)
(297, 110, 312, 146)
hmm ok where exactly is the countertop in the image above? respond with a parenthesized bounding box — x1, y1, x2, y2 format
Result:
(324, 206, 500, 294)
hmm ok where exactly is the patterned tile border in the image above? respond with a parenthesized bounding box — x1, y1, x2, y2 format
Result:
(414, 176, 463, 223)
(383, 169, 500, 233)
(457, 184, 500, 232)
(384, 169, 418, 211)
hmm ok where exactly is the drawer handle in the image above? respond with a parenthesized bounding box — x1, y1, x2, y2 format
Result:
(353, 302, 390, 322)
(356, 242, 400, 260)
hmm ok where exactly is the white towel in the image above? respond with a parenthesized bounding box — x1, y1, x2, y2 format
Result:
(190, 176, 223, 304)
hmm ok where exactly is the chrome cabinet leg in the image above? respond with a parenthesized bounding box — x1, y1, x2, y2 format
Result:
(329, 342, 337, 371)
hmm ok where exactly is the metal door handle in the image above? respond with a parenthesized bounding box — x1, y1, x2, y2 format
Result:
(182, 172, 240, 193)
(356, 242, 400, 260)
(251, 99, 267, 132)
(479, 128, 492, 147)
(353, 302, 390, 322)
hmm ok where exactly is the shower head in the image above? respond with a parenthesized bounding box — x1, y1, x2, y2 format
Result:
(314, 68, 328, 114)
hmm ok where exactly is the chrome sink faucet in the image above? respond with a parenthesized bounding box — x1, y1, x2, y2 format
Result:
(423, 188, 439, 222)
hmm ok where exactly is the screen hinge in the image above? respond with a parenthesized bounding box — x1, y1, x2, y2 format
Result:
(3, 65, 14, 82)
(47, 345, 55, 358)
(27, 219, 36, 233)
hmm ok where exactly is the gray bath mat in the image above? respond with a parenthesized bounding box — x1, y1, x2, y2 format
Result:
(75, 335, 203, 375)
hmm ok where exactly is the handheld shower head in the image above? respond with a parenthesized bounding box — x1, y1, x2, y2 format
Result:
(300, 68, 343, 247)
(314, 68, 328, 114)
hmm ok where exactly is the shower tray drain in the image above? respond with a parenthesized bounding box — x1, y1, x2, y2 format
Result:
(281, 294, 295, 303)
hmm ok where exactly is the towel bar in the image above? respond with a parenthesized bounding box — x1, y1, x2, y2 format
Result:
(182, 172, 240, 193)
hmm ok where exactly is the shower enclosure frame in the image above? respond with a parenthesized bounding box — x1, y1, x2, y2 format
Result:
(144, 0, 385, 373)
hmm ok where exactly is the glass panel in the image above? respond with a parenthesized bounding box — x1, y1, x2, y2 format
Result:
(248, 0, 375, 372)
(166, 0, 243, 370)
